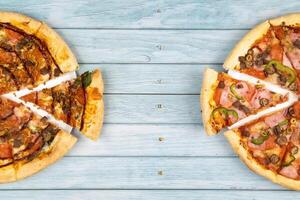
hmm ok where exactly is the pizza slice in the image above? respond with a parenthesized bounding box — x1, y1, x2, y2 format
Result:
(225, 102, 300, 190)
(0, 12, 77, 95)
(201, 68, 291, 135)
(20, 69, 104, 140)
(0, 96, 76, 183)
(278, 102, 300, 181)
(223, 14, 300, 94)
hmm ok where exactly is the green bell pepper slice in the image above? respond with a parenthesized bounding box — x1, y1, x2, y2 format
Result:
(211, 107, 238, 122)
(251, 130, 270, 145)
(265, 60, 296, 86)
(283, 153, 296, 167)
(278, 119, 288, 127)
(230, 83, 243, 100)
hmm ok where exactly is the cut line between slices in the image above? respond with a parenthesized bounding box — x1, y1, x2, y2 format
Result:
(228, 70, 298, 129)
(201, 68, 298, 135)
(3, 71, 76, 133)
(2, 69, 103, 141)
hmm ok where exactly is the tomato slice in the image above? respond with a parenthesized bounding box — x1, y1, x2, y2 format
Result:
(241, 68, 266, 80)
(213, 88, 222, 104)
(0, 143, 12, 159)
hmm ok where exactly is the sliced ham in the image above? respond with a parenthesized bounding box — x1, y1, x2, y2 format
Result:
(280, 165, 299, 179)
(287, 48, 300, 70)
(264, 111, 286, 127)
(291, 131, 300, 145)
(253, 64, 264, 71)
(250, 89, 272, 109)
(290, 121, 300, 145)
(289, 32, 300, 43)
(219, 87, 234, 107)
(234, 81, 255, 101)
(286, 31, 300, 70)
(283, 52, 293, 68)
(247, 135, 276, 151)
(230, 108, 246, 121)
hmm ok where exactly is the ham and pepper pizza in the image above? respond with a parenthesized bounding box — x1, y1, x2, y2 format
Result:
(0, 12, 104, 182)
(201, 13, 300, 190)
(202, 68, 288, 135)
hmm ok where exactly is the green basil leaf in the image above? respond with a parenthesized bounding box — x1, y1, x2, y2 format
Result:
(82, 71, 92, 88)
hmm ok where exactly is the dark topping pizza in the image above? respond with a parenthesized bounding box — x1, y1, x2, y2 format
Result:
(21, 70, 97, 132)
(0, 23, 62, 94)
(0, 97, 59, 167)
(0, 12, 106, 184)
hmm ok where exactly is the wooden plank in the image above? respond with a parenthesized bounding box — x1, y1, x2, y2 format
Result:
(70, 124, 233, 157)
(3, 0, 300, 29)
(79, 64, 221, 94)
(56, 29, 245, 64)
(103, 94, 200, 124)
(0, 157, 283, 190)
(1, 190, 300, 200)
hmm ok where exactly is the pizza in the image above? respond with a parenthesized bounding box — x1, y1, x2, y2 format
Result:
(225, 102, 300, 189)
(0, 12, 104, 182)
(20, 70, 104, 140)
(224, 14, 300, 94)
(0, 96, 76, 182)
(202, 68, 289, 135)
(201, 13, 300, 190)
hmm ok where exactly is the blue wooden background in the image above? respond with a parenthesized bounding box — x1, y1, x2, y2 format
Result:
(2, 0, 300, 199)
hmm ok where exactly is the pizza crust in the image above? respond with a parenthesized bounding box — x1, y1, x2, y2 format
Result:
(35, 22, 78, 73)
(224, 130, 300, 190)
(200, 68, 218, 135)
(15, 130, 77, 180)
(269, 13, 300, 27)
(81, 70, 104, 140)
(223, 13, 300, 70)
(0, 164, 16, 183)
(275, 171, 300, 190)
(0, 11, 42, 35)
(223, 21, 269, 69)
(0, 12, 78, 73)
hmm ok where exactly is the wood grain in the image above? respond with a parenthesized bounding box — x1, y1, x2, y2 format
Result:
(0, 157, 283, 190)
(2, 0, 300, 29)
(79, 64, 221, 94)
(103, 94, 200, 124)
(71, 124, 233, 157)
(1, 190, 300, 200)
(1, 0, 297, 197)
(55, 29, 245, 64)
